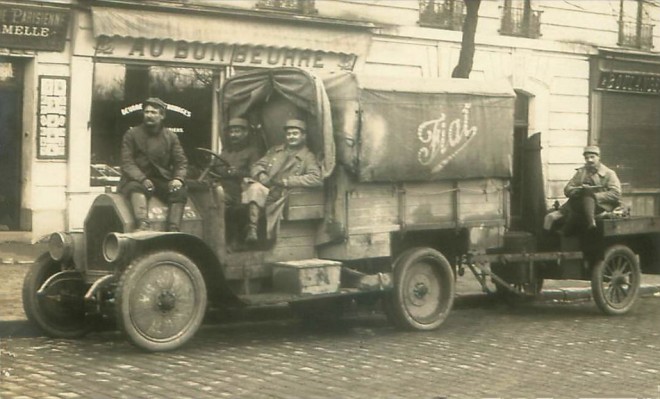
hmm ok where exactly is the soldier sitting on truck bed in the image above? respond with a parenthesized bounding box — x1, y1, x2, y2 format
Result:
(241, 119, 322, 243)
(560, 145, 622, 234)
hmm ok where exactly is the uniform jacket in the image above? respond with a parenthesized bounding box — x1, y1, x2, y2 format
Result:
(250, 145, 322, 188)
(120, 124, 188, 183)
(564, 163, 622, 211)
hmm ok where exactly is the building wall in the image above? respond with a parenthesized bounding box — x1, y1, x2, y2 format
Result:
(6, 0, 660, 241)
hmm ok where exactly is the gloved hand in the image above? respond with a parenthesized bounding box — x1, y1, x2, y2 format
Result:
(142, 178, 155, 192)
(168, 179, 183, 192)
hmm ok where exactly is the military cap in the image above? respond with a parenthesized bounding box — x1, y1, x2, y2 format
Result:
(143, 97, 168, 111)
(583, 145, 600, 156)
(228, 118, 249, 128)
(284, 119, 306, 131)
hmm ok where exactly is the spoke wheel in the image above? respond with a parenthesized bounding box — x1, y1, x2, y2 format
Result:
(22, 253, 89, 338)
(116, 251, 207, 351)
(384, 247, 455, 331)
(591, 245, 640, 315)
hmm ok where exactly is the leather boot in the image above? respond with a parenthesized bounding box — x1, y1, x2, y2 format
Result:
(130, 192, 151, 231)
(167, 202, 185, 232)
(245, 202, 259, 243)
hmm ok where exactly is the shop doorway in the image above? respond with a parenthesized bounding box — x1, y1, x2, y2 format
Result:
(0, 59, 23, 231)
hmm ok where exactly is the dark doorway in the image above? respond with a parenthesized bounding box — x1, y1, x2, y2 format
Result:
(0, 58, 23, 231)
(510, 90, 529, 230)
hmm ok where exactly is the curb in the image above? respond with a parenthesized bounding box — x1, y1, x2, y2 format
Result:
(454, 284, 660, 307)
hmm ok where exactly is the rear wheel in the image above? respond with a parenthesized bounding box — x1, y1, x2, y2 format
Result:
(384, 247, 455, 330)
(22, 253, 89, 338)
(116, 251, 207, 352)
(591, 245, 640, 315)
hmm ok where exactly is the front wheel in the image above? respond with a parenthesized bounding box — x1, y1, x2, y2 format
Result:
(591, 245, 640, 315)
(116, 251, 207, 352)
(384, 247, 455, 330)
(22, 253, 90, 338)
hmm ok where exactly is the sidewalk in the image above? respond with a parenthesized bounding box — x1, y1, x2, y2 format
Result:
(2, 242, 660, 323)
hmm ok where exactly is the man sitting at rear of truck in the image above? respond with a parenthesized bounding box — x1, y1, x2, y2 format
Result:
(241, 119, 322, 244)
(561, 145, 621, 234)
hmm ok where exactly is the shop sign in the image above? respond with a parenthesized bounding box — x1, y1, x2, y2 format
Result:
(597, 70, 660, 95)
(0, 4, 70, 51)
(37, 76, 68, 159)
(94, 35, 357, 71)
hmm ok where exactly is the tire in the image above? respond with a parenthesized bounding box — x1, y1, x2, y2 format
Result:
(384, 247, 455, 330)
(591, 245, 641, 315)
(22, 253, 89, 338)
(116, 251, 207, 352)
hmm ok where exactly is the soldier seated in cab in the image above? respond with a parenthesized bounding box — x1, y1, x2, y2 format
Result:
(241, 119, 322, 244)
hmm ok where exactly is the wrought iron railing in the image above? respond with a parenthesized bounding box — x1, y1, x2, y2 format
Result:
(618, 21, 654, 50)
(500, 6, 542, 39)
(419, 0, 465, 30)
(256, 0, 317, 15)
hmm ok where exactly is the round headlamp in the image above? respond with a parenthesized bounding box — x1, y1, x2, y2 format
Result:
(48, 232, 74, 262)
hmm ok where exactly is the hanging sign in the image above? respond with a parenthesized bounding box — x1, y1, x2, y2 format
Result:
(37, 76, 69, 159)
(0, 4, 70, 51)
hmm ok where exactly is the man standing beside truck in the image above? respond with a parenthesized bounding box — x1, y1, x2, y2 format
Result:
(562, 145, 621, 233)
(242, 119, 322, 243)
(118, 97, 189, 232)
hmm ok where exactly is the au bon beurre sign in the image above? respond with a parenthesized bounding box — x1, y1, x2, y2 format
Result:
(0, 4, 70, 51)
(94, 35, 357, 71)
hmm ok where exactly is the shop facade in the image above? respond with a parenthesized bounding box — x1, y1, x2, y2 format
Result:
(0, 1, 71, 241)
(591, 48, 660, 216)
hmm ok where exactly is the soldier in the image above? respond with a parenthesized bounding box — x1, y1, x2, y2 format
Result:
(214, 118, 262, 206)
(118, 97, 188, 232)
(242, 119, 322, 243)
(562, 145, 621, 233)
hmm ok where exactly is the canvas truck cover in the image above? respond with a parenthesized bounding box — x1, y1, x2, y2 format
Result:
(322, 73, 515, 182)
(221, 68, 335, 178)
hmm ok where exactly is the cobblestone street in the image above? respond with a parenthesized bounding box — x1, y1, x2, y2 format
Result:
(2, 296, 660, 399)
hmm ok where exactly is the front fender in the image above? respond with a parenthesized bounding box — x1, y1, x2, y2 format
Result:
(105, 232, 236, 304)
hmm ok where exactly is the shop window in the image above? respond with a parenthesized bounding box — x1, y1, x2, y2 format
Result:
(500, 0, 542, 39)
(618, 0, 654, 50)
(90, 63, 215, 186)
(256, 0, 317, 15)
(419, 0, 465, 31)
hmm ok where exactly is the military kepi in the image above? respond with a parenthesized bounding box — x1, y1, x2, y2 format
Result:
(284, 119, 306, 131)
(583, 145, 600, 156)
(143, 97, 168, 111)
(228, 118, 249, 128)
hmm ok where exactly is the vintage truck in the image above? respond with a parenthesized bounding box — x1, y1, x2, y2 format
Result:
(23, 67, 655, 352)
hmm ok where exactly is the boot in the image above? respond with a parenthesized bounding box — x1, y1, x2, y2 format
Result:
(130, 192, 151, 231)
(167, 202, 185, 232)
(245, 202, 259, 243)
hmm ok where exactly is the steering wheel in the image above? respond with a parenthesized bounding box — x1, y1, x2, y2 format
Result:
(195, 147, 230, 183)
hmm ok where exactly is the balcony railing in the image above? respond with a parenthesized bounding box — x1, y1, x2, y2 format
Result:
(500, 6, 542, 39)
(419, 0, 465, 31)
(256, 0, 317, 15)
(618, 21, 654, 50)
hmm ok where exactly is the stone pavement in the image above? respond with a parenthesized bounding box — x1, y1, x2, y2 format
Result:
(2, 242, 660, 323)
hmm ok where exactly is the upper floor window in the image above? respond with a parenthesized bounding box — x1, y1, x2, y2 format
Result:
(419, 0, 465, 31)
(618, 0, 654, 50)
(500, 0, 542, 39)
(256, 0, 317, 15)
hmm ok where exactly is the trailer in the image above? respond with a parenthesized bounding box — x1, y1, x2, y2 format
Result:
(22, 67, 658, 352)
